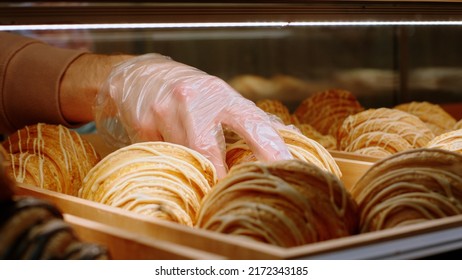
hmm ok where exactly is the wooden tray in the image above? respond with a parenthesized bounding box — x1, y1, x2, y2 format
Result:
(19, 133, 458, 259)
(15, 183, 462, 259)
(64, 213, 224, 260)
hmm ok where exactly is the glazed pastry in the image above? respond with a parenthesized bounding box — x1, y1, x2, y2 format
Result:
(394, 101, 456, 136)
(0, 196, 108, 259)
(294, 123, 337, 150)
(338, 108, 435, 155)
(294, 89, 364, 136)
(79, 142, 217, 227)
(2, 123, 100, 196)
(256, 99, 292, 125)
(196, 160, 358, 247)
(350, 148, 462, 233)
(352, 146, 394, 158)
(343, 131, 413, 157)
(426, 128, 462, 154)
(226, 128, 342, 178)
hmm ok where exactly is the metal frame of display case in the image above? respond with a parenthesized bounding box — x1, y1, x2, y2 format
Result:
(2, 1, 462, 25)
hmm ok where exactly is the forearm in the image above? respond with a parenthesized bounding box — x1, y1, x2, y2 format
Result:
(0, 32, 86, 133)
(59, 53, 133, 124)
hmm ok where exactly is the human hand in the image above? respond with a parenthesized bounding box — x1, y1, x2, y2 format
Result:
(94, 54, 292, 178)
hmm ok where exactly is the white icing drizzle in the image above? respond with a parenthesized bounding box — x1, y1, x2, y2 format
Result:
(352, 151, 462, 233)
(395, 101, 456, 136)
(427, 128, 462, 154)
(4, 123, 100, 195)
(196, 161, 356, 247)
(79, 142, 216, 226)
(339, 108, 435, 154)
(226, 129, 342, 178)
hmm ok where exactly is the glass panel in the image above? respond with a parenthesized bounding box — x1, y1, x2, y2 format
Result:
(4, 1, 462, 113)
(407, 25, 462, 105)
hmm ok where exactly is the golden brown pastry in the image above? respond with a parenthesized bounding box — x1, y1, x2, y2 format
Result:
(196, 160, 358, 248)
(226, 128, 342, 178)
(227, 74, 279, 100)
(0, 196, 109, 259)
(426, 128, 462, 154)
(351, 147, 394, 158)
(454, 119, 462, 130)
(271, 74, 313, 94)
(256, 99, 292, 125)
(79, 142, 217, 227)
(228, 74, 312, 103)
(290, 114, 300, 125)
(294, 123, 337, 150)
(343, 131, 413, 157)
(350, 148, 462, 233)
(394, 101, 456, 136)
(338, 108, 435, 155)
(294, 89, 364, 137)
(2, 123, 100, 196)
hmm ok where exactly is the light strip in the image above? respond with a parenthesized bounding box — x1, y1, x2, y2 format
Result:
(2, 20, 462, 31)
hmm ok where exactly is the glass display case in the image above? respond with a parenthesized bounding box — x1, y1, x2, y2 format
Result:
(2, 1, 462, 111)
(2, 1, 462, 259)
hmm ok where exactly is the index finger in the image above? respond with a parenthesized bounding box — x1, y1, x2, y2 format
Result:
(222, 99, 293, 163)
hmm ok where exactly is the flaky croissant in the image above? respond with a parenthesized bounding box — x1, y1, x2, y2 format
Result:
(226, 128, 342, 178)
(338, 108, 435, 156)
(2, 123, 100, 196)
(394, 101, 456, 136)
(426, 128, 462, 154)
(294, 89, 364, 137)
(196, 160, 358, 247)
(79, 141, 217, 227)
(350, 148, 462, 233)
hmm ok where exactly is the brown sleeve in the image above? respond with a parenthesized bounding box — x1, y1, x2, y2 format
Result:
(0, 32, 87, 133)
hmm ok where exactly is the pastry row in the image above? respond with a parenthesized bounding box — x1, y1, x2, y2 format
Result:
(239, 84, 462, 158)
(2, 123, 462, 251)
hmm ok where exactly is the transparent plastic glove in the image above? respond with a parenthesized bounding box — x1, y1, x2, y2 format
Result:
(94, 54, 292, 178)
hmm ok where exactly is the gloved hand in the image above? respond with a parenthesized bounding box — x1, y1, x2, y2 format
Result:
(94, 54, 292, 178)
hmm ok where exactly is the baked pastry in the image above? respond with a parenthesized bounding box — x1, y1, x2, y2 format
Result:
(394, 101, 456, 136)
(290, 114, 300, 125)
(0, 158, 14, 201)
(226, 128, 342, 178)
(2, 123, 101, 196)
(256, 99, 292, 125)
(227, 74, 279, 100)
(196, 160, 358, 247)
(426, 128, 462, 154)
(294, 123, 337, 150)
(351, 147, 394, 158)
(338, 108, 435, 155)
(350, 148, 462, 233)
(343, 131, 413, 157)
(0, 196, 108, 259)
(293, 89, 364, 136)
(79, 142, 217, 227)
(455, 119, 462, 130)
(228, 74, 312, 103)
